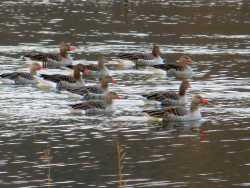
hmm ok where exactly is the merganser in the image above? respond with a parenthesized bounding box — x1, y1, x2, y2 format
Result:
(144, 95, 208, 122)
(70, 91, 120, 114)
(0, 63, 42, 84)
(142, 80, 191, 106)
(56, 75, 115, 95)
(24, 42, 76, 68)
(118, 45, 165, 66)
(153, 55, 193, 79)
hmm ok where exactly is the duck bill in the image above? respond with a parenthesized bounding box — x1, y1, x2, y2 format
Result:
(83, 69, 92, 76)
(116, 95, 125, 99)
(201, 99, 208, 105)
(112, 79, 117, 84)
(69, 46, 77, 51)
(185, 60, 192, 65)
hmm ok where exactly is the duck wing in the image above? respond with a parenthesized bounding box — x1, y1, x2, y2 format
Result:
(118, 53, 154, 61)
(70, 101, 105, 110)
(24, 53, 59, 62)
(143, 91, 178, 101)
(40, 74, 76, 83)
(153, 63, 184, 71)
(67, 64, 99, 71)
(164, 106, 188, 116)
(0, 72, 33, 80)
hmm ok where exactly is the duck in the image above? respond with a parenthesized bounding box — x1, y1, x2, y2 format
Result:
(142, 80, 191, 107)
(24, 42, 76, 68)
(39, 64, 85, 86)
(81, 91, 121, 100)
(105, 45, 164, 70)
(70, 91, 120, 114)
(56, 75, 115, 95)
(0, 63, 42, 85)
(153, 55, 193, 79)
(68, 58, 110, 80)
(118, 44, 165, 66)
(144, 95, 208, 122)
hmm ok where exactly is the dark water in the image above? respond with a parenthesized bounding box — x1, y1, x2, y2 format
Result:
(0, 0, 250, 187)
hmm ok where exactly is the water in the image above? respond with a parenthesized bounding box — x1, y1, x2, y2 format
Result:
(0, 0, 250, 187)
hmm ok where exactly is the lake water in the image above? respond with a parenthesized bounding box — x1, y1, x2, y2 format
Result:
(0, 0, 250, 187)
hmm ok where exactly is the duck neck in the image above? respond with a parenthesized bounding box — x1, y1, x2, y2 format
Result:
(152, 46, 160, 57)
(100, 80, 108, 91)
(73, 67, 81, 81)
(30, 69, 37, 75)
(60, 50, 68, 59)
(190, 102, 200, 112)
(179, 86, 187, 96)
(104, 95, 113, 105)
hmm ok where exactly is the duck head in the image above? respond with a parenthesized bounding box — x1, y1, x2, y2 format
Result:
(191, 95, 208, 112)
(177, 55, 193, 65)
(98, 58, 108, 69)
(104, 91, 121, 105)
(152, 44, 161, 57)
(59, 42, 76, 58)
(30, 63, 42, 74)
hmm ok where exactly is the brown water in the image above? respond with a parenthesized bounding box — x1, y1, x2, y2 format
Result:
(0, 0, 250, 187)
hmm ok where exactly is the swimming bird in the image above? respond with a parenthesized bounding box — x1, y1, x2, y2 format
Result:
(81, 90, 120, 101)
(153, 55, 193, 79)
(118, 45, 165, 66)
(68, 58, 110, 80)
(70, 91, 120, 114)
(39, 64, 85, 86)
(144, 95, 208, 122)
(106, 45, 164, 69)
(143, 80, 191, 106)
(56, 75, 115, 95)
(24, 42, 76, 68)
(0, 63, 42, 85)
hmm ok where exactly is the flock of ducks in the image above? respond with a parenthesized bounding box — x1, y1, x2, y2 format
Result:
(0, 42, 208, 122)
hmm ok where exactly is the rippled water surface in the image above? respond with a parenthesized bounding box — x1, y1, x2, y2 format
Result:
(1, 0, 250, 187)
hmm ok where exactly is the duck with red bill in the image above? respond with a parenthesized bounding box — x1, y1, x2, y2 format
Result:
(70, 91, 121, 115)
(144, 95, 208, 122)
(56, 75, 115, 96)
(24, 42, 75, 68)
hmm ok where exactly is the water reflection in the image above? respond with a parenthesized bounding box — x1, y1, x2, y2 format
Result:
(116, 142, 127, 188)
(39, 147, 53, 187)
(161, 120, 207, 142)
